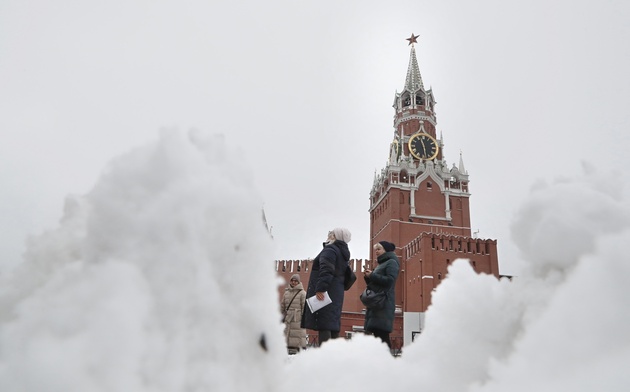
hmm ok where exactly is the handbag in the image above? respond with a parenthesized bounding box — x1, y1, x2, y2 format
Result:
(360, 288, 387, 310)
(344, 264, 357, 290)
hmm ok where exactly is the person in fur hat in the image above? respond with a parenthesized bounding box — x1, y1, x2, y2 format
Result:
(363, 240, 399, 350)
(301, 227, 352, 345)
(281, 274, 307, 354)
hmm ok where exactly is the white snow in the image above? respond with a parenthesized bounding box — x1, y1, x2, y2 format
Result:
(1, 131, 628, 391)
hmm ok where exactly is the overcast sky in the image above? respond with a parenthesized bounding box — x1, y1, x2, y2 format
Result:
(2, 0, 629, 276)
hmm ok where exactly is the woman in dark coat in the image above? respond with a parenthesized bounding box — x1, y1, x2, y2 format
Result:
(363, 241, 399, 349)
(301, 227, 352, 345)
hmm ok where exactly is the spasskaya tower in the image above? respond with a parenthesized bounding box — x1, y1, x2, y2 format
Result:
(368, 34, 500, 344)
(276, 34, 502, 350)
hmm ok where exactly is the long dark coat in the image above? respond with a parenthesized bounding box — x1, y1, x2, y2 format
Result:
(364, 251, 399, 333)
(301, 240, 350, 332)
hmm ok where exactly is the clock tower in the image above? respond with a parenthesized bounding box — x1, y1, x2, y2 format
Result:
(369, 34, 500, 345)
(276, 35, 502, 351)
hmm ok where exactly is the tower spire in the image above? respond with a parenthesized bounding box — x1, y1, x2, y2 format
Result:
(404, 33, 424, 92)
(459, 150, 468, 175)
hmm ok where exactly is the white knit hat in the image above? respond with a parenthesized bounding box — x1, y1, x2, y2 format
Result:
(332, 227, 351, 243)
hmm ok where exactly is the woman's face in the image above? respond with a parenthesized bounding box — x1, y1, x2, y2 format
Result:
(290, 278, 299, 287)
(374, 244, 385, 257)
(327, 231, 335, 243)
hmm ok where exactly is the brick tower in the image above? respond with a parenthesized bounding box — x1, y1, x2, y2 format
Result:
(276, 35, 501, 350)
(367, 34, 500, 345)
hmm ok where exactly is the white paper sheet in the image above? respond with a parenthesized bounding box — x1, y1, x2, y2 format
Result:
(306, 291, 332, 313)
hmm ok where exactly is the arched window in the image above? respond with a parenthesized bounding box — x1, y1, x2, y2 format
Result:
(402, 93, 411, 107)
(415, 93, 425, 106)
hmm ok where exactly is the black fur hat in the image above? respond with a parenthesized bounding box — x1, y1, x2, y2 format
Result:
(379, 241, 396, 252)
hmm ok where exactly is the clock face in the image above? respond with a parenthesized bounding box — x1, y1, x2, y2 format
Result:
(408, 133, 439, 160)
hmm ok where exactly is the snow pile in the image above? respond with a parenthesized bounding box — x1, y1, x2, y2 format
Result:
(389, 164, 630, 391)
(0, 130, 284, 391)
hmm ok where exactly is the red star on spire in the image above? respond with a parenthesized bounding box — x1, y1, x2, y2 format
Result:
(406, 33, 420, 46)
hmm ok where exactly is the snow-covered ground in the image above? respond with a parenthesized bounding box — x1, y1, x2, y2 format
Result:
(1, 130, 628, 391)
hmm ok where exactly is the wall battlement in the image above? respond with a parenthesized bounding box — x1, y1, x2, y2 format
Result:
(275, 258, 370, 276)
(404, 232, 497, 260)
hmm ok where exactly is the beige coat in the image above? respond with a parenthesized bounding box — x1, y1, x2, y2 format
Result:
(281, 282, 307, 349)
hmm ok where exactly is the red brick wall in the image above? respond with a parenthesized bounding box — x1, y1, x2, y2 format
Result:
(275, 232, 499, 337)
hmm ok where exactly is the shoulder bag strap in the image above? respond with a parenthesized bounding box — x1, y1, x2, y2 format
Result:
(285, 289, 302, 313)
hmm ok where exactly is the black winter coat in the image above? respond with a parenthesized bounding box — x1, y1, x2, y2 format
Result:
(364, 251, 399, 333)
(301, 240, 350, 332)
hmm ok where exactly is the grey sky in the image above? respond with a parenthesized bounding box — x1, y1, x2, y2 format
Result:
(2, 0, 629, 275)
